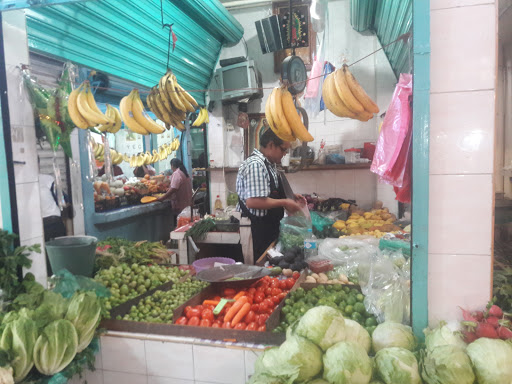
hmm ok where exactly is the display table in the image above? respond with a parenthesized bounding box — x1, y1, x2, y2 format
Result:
(68, 331, 264, 384)
(170, 214, 253, 264)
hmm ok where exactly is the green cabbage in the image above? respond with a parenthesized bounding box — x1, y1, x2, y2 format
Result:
(253, 347, 298, 382)
(372, 322, 416, 353)
(307, 380, 329, 384)
(295, 306, 346, 351)
(248, 373, 293, 384)
(344, 319, 371, 353)
(0, 366, 13, 384)
(323, 341, 373, 384)
(65, 292, 101, 352)
(33, 319, 78, 376)
(424, 322, 466, 352)
(374, 347, 421, 384)
(0, 317, 37, 382)
(466, 338, 512, 384)
(421, 345, 475, 384)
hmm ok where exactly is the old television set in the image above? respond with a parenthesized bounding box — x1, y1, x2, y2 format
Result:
(210, 60, 263, 104)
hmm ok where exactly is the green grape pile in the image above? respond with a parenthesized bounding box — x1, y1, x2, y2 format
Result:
(273, 284, 378, 334)
(121, 278, 209, 323)
(95, 263, 189, 310)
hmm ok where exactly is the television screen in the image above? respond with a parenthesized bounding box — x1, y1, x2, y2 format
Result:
(222, 66, 249, 91)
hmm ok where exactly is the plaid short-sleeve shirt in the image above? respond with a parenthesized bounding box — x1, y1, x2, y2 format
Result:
(236, 149, 279, 217)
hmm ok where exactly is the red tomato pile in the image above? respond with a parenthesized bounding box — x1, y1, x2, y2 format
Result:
(175, 273, 300, 331)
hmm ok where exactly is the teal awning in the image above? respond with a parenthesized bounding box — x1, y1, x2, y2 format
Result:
(350, 0, 411, 78)
(25, 0, 244, 104)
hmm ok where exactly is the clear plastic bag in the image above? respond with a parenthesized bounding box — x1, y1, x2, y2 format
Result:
(278, 215, 311, 251)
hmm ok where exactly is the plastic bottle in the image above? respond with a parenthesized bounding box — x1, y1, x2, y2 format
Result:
(304, 228, 318, 258)
(214, 195, 223, 211)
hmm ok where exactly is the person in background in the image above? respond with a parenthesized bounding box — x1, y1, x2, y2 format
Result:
(157, 158, 193, 215)
(133, 164, 156, 178)
(236, 128, 304, 263)
(98, 164, 124, 177)
(39, 171, 67, 242)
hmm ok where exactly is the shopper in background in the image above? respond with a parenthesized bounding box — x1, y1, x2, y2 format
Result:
(98, 164, 124, 177)
(39, 171, 67, 242)
(236, 128, 304, 263)
(157, 158, 193, 215)
(133, 164, 156, 178)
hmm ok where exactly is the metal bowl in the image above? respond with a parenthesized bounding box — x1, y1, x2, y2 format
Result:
(196, 264, 271, 288)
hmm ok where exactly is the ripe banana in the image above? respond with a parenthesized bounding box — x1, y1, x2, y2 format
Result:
(97, 104, 117, 132)
(148, 88, 167, 123)
(322, 73, 358, 119)
(175, 83, 198, 110)
(356, 111, 374, 122)
(77, 82, 110, 126)
(333, 68, 364, 114)
(280, 88, 313, 142)
(86, 82, 115, 126)
(265, 88, 294, 142)
(131, 89, 165, 134)
(154, 91, 174, 125)
(192, 108, 205, 127)
(109, 105, 123, 133)
(119, 90, 149, 135)
(343, 65, 379, 114)
(269, 87, 295, 142)
(167, 74, 187, 112)
(68, 84, 90, 129)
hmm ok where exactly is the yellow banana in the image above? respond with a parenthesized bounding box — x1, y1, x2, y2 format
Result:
(280, 88, 314, 142)
(154, 91, 174, 125)
(356, 110, 374, 122)
(333, 68, 364, 114)
(159, 146, 167, 160)
(322, 73, 358, 119)
(343, 65, 379, 114)
(147, 88, 167, 123)
(167, 74, 186, 112)
(205, 108, 209, 123)
(131, 89, 165, 134)
(97, 104, 115, 132)
(269, 87, 295, 142)
(108, 105, 123, 133)
(265, 88, 294, 142)
(68, 84, 90, 129)
(192, 108, 205, 127)
(175, 83, 198, 110)
(77, 83, 110, 125)
(86, 82, 115, 126)
(119, 90, 149, 135)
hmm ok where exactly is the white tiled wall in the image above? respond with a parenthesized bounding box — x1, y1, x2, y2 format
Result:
(428, 2, 497, 324)
(69, 334, 265, 384)
(208, 0, 397, 211)
(2, 10, 47, 281)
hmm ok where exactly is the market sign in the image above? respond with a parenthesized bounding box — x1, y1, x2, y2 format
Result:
(0, 0, 93, 12)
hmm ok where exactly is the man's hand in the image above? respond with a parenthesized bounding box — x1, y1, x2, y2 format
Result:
(294, 194, 307, 207)
(282, 198, 302, 214)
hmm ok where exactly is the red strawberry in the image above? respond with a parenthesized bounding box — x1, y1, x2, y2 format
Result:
(489, 305, 503, 318)
(475, 322, 499, 339)
(486, 316, 500, 329)
(462, 330, 478, 343)
(497, 326, 512, 340)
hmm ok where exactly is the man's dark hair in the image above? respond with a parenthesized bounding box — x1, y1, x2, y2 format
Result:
(259, 128, 284, 148)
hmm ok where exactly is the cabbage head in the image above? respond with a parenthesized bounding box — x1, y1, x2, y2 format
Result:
(248, 372, 293, 384)
(466, 337, 512, 384)
(295, 306, 346, 351)
(0, 366, 13, 384)
(323, 341, 372, 384)
(374, 347, 421, 384)
(278, 335, 323, 382)
(421, 345, 474, 384)
(253, 347, 298, 382)
(343, 319, 371, 353)
(33, 319, 78, 376)
(65, 292, 101, 352)
(372, 322, 416, 353)
(0, 317, 37, 382)
(306, 380, 329, 384)
(424, 322, 466, 352)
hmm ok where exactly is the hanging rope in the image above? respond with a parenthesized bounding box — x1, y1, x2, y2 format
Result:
(160, 0, 175, 70)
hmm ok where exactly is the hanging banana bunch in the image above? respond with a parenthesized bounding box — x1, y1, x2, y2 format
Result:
(147, 69, 199, 131)
(321, 64, 379, 121)
(264, 85, 314, 143)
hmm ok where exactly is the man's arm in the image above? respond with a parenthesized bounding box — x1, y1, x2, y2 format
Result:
(246, 197, 302, 213)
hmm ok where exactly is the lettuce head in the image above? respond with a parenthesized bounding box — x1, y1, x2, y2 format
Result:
(421, 345, 474, 384)
(374, 347, 421, 384)
(295, 306, 346, 351)
(343, 319, 371, 353)
(466, 337, 512, 384)
(0, 317, 37, 382)
(323, 341, 372, 384)
(372, 322, 416, 353)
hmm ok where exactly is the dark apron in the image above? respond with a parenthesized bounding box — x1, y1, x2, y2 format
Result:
(239, 158, 286, 263)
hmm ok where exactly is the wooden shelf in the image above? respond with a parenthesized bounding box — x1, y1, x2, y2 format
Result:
(205, 167, 239, 173)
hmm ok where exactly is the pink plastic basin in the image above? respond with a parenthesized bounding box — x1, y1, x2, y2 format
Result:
(192, 257, 236, 273)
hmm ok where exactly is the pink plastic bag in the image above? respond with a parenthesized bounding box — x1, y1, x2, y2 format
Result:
(370, 74, 413, 186)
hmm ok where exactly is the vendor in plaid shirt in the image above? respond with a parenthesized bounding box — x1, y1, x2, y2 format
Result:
(237, 128, 305, 262)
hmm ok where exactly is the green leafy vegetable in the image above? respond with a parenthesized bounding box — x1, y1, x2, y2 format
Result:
(0, 317, 37, 382)
(343, 319, 371, 353)
(295, 306, 346, 351)
(421, 345, 475, 384)
(33, 319, 78, 376)
(374, 347, 421, 384)
(323, 341, 373, 384)
(65, 292, 101, 352)
(278, 335, 323, 382)
(466, 338, 512, 384)
(423, 322, 466, 352)
(372, 322, 416, 353)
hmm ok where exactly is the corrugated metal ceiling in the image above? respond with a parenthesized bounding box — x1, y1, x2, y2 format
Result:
(25, 0, 244, 104)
